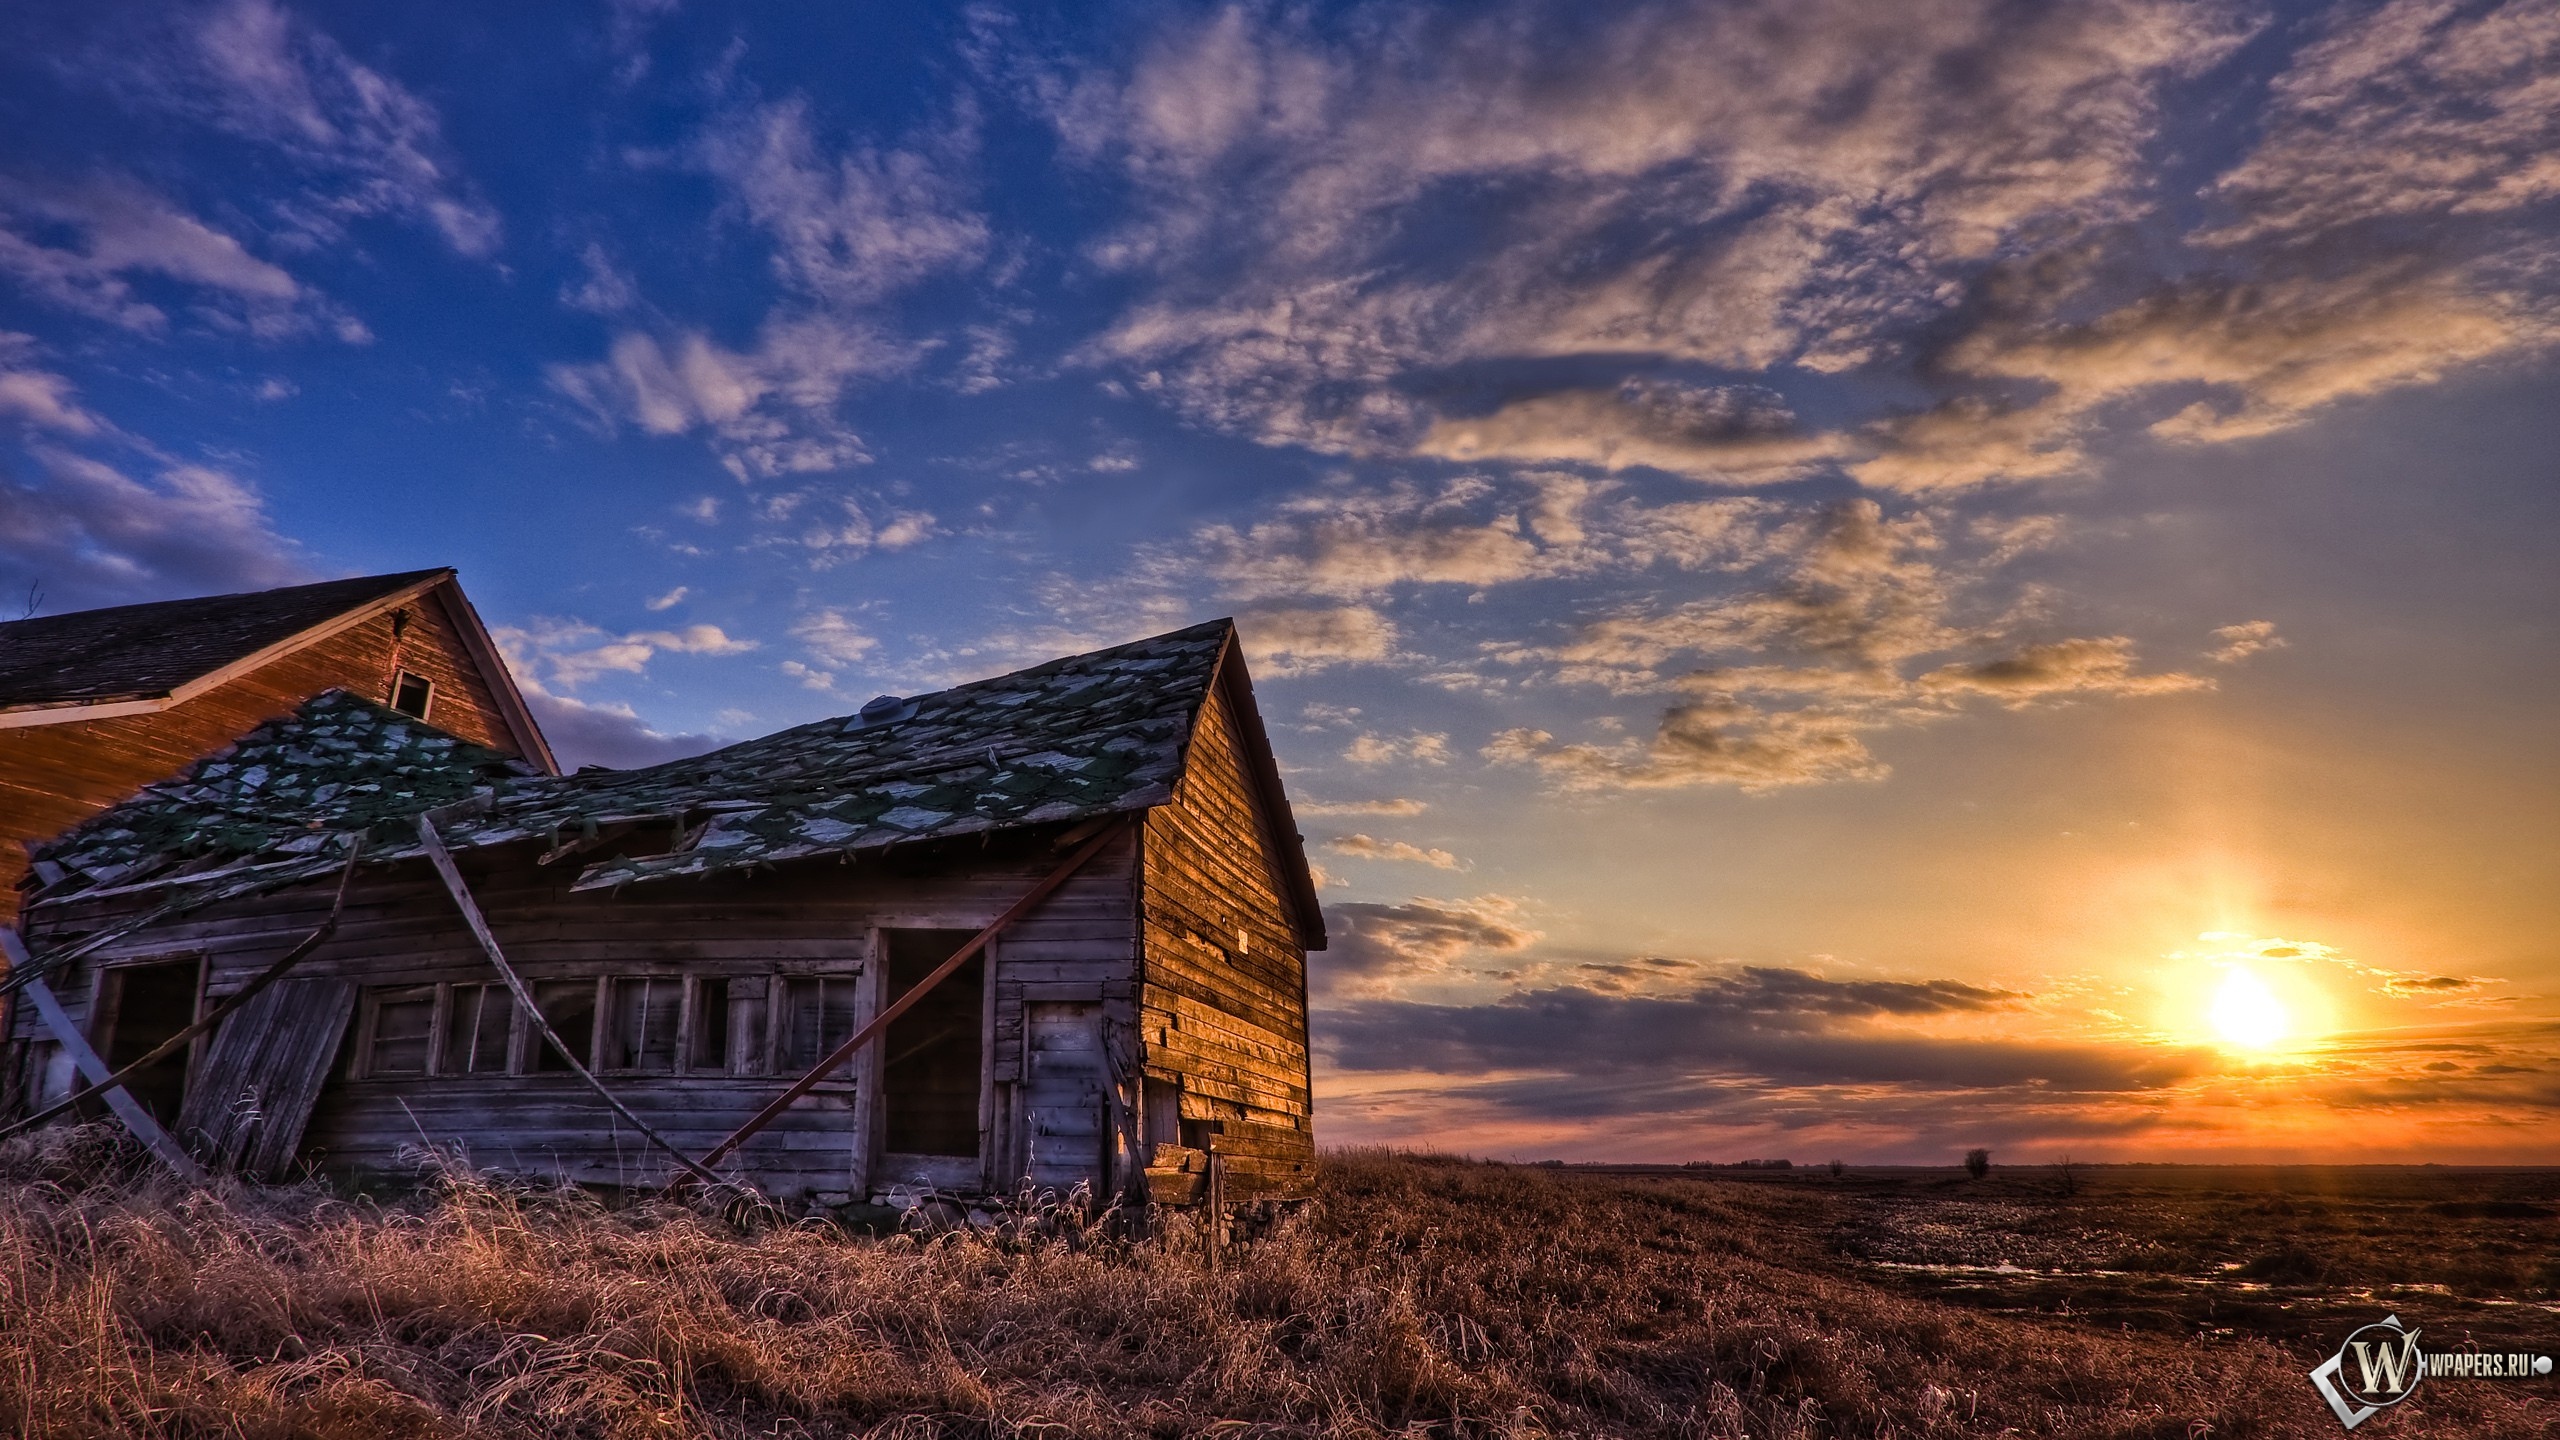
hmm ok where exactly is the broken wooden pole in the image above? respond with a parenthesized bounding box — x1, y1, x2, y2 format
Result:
(0, 836, 366, 1144)
(1206, 1151, 1227, 1272)
(696, 817, 1129, 1173)
(2, 929, 208, 1183)
(415, 816, 733, 1191)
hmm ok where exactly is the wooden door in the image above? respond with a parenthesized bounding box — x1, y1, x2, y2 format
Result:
(1021, 1000, 1106, 1195)
(177, 978, 357, 1178)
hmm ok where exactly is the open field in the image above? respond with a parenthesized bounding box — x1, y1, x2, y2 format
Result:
(1577, 1162, 2560, 1352)
(1, 1131, 2552, 1438)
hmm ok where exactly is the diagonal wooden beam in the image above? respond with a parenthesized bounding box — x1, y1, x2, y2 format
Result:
(2, 929, 207, 1183)
(415, 816, 734, 1191)
(696, 817, 1131, 1174)
(0, 836, 366, 1144)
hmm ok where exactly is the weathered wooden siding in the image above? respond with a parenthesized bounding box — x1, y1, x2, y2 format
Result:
(1139, 674, 1316, 1200)
(10, 827, 1140, 1202)
(0, 587, 519, 925)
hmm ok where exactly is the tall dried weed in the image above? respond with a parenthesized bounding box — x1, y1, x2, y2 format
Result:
(0, 1131, 2537, 1438)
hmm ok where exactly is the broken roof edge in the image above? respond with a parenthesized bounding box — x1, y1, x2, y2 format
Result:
(21, 616, 1301, 926)
(19, 788, 1167, 930)
(558, 788, 1172, 892)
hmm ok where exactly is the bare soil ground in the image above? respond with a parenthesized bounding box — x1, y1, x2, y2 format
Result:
(1, 1130, 2551, 1438)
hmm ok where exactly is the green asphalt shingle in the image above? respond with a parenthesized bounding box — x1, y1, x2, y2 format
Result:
(27, 619, 1233, 909)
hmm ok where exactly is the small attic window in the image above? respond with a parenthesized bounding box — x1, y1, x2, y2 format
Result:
(390, 670, 434, 720)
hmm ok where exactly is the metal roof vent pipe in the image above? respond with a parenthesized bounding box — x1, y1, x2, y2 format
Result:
(848, 694, 917, 730)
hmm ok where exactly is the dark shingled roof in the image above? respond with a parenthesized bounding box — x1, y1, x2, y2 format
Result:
(29, 618, 1268, 913)
(0, 570, 448, 711)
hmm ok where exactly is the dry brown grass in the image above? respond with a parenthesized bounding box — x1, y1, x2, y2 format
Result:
(0, 1130, 2541, 1438)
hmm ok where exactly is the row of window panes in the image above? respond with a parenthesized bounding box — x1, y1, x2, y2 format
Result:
(355, 974, 863, 1080)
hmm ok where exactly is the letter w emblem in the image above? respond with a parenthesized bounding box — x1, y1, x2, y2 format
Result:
(2351, 1334, 2420, 1397)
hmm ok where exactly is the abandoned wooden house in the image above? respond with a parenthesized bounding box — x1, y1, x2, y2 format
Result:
(1, 619, 1321, 1209)
(0, 569, 557, 930)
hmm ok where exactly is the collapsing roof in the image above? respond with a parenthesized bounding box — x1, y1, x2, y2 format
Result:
(22, 618, 1323, 947)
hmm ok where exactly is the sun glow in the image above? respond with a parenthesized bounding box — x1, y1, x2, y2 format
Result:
(2209, 968, 2291, 1051)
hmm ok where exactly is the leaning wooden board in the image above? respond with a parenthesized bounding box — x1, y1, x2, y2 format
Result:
(177, 977, 356, 1178)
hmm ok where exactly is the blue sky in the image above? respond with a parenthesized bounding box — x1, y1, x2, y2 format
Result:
(4, 0, 2555, 1162)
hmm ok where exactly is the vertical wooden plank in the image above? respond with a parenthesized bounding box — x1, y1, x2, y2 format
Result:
(506, 981, 531, 1075)
(589, 975, 609, 1070)
(977, 934, 998, 1192)
(184, 955, 211, 1090)
(729, 974, 765, 1077)
(1207, 1152, 1226, 1271)
(178, 977, 358, 1178)
(425, 982, 451, 1078)
(674, 976, 700, 1074)
(347, 991, 378, 1081)
(848, 930, 882, 1197)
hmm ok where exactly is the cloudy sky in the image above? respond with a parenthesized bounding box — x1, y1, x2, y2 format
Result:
(4, 0, 2554, 1163)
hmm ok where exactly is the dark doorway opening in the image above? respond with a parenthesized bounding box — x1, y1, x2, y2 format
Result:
(93, 960, 200, 1124)
(882, 929, 984, 1157)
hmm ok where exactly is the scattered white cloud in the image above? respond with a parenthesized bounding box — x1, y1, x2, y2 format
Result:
(2207, 620, 2285, 665)
(644, 585, 689, 612)
(1417, 381, 1852, 484)
(1021, 0, 2556, 503)
(1187, 471, 1769, 602)
(1236, 604, 1397, 676)
(953, 323, 1014, 394)
(696, 95, 987, 307)
(0, 178, 354, 341)
(549, 94, 986, 488)
(1050, 0, 2253, 459)
(178, 0, 501, 256)
(0, 445, 308, 612)
(495, 617, 759, 690)
(1296, 797, 1428, 817)
(2203, 0, 2560, 246)
(545, 324, 901, 481)
(777, 659, 834, 691)
(1320, 894, 1539, 997)
(792, 606, 879, 666)
(1345, 730, 1451, 766)
(1327, 833, 1463, 870)
(0, 338, 111, 437)
(602, 0, 682, 86)
(775, 495, 936, 561)
(524, 690, 720, 771)
(560, 241, 638, 313)
(1484, 500, 2207, 791)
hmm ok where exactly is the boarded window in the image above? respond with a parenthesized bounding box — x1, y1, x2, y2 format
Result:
(778, 976, 860, 1073)
(1143, 1074, 1182, 1152)
(365, 986, 437, 1077)
(532, 980, 597, 1072)
(440, 983, 512, 1076)
(605, 977, 682, 1072)
(689, 976, 732, 1073)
